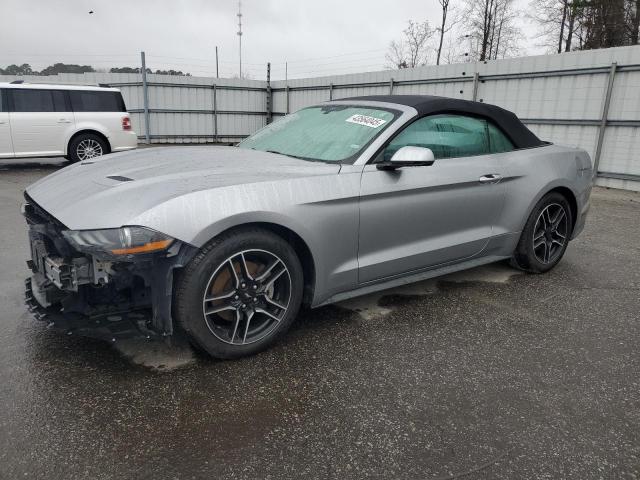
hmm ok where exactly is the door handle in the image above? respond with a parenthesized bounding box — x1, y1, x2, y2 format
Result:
(57, 119, 72, 123)
(479, 174, 502, 184)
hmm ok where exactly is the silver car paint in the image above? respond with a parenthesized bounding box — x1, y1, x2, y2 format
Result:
(25, 100, 592, 307)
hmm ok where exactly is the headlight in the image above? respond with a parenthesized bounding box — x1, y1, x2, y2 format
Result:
(62, 227, 174, 256)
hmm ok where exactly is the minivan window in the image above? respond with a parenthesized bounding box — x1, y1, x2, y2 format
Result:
(12, 89, 68, 113)
(0, 90, 4, 112)
(69, 91, 126, 112)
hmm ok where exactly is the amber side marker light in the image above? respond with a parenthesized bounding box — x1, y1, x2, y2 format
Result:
(111, 239, 173, 255)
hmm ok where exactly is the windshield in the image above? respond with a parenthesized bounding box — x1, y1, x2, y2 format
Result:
(238, 105, 399, 163)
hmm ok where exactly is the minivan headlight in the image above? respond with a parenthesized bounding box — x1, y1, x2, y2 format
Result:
(63, 227, 174, 256)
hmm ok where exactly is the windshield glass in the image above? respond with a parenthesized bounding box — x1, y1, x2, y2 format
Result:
(238, 105, 399, 162)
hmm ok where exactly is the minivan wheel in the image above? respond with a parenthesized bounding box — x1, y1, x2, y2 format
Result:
(68, 133, 109, 163)
(511, 192, 573, 273)
(174, 228, 304, 359)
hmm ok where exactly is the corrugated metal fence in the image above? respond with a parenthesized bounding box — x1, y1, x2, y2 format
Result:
(0, 72, 268, 144)
(2, 45, 640, 191)
(271, 46, 640, 192)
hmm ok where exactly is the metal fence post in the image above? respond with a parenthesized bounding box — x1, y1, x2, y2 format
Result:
(212, 83, 218, 143)
(592, 62, 617, 180)
(140, 51, 151, 144)
(329, 83, 333, 101)
(389, 78, 394, 95)
(285, 85, 290, 114)
(472, 72, 480, 101)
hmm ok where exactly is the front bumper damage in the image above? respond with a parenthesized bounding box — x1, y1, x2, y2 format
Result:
(23, 197, 197, 342)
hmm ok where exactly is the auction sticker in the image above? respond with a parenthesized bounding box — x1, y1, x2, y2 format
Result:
(346, 114, 387, 128)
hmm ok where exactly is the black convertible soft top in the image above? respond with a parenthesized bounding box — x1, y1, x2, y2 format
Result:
(340, 95, 544, 149)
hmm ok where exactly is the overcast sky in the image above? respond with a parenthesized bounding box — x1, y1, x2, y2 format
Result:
(2, 0, 543, 80)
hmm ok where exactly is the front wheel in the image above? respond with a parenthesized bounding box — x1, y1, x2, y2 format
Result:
(511, 192, 573, 273)
(174, 228, 304, 359)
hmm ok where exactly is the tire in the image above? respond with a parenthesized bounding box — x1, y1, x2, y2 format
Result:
(511, 192, 573, 273)
(174, 228, 304, 359)
(68, 133, 109, 163)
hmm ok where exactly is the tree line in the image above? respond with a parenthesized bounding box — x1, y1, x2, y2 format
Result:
(387, 0, 640, 68)
(0, 63, 191, 76)
(532, 0, 640, 52)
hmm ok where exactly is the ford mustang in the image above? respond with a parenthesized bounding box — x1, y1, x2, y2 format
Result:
(23, 95, 592, 358)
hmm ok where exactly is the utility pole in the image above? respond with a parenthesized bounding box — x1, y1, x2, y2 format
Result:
(237, 1, 243, 78)
(285, 62, 288, 82)
(266, 62, 272, 124)
(215, 46, 219, 78)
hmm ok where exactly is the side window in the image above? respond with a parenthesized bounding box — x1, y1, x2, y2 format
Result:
(70, 91, 126, 112)
(0, 90, 4, 112)
(383, 114, 513, 161)
(12, 90, 56, 112)
(487, 122, 514, 153)
(51, 90, 67, 112)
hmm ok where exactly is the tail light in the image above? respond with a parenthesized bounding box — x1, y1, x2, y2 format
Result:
(122, 116, 132, 131)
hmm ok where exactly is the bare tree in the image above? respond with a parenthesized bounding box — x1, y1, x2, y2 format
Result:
(436, 0, 459, 65)
(386, 40, 410, 69)
(441, 32, 468, 64)
(386, 20, 434, 69)
(529, 0, 571, 53)
(463, 0, 521, 60)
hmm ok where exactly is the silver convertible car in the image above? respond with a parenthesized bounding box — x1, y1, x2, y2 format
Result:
(23, 95, 592, 358)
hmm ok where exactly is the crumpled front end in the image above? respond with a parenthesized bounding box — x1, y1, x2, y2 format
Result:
(23, 195, 197, 342)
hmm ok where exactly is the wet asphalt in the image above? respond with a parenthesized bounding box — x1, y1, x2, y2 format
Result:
(0, 159, 639, 479)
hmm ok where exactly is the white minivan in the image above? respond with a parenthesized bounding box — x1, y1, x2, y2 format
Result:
(0, 82, 137, 162)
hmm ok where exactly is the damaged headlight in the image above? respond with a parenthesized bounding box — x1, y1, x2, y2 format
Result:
(62, 227, 174, 256)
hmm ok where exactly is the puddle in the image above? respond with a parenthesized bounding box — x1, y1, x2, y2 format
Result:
(114, 336, 196, 371)
(337, 278, 439, 320)
(442, 262, 522, 284)
(338, 262, 522, 320)
(111, 264, 522, 365)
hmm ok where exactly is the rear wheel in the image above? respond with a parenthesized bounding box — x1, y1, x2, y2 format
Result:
(174, 228, 304, 359)
(68, 133, 109, 163)
(511, 192, 573, 273)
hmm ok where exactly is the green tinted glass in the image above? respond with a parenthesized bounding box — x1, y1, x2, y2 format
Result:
(239, 106, 397, 162)
(487, 122, 514, 153)
(384, 114, 513, 161)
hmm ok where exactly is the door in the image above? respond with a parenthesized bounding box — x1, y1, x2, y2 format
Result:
(8, 89, 74, 157)
(358, 113, 514, 284)
(0, 90, 13, 158)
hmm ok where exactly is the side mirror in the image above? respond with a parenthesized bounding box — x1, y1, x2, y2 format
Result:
(377, 146, 435, 170)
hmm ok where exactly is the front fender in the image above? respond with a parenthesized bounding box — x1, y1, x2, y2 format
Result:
(130, 173, 362, 306)
(190, 210, 318, 252)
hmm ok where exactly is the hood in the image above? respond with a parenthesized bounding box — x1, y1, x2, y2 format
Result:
(26, 146, 341, 230)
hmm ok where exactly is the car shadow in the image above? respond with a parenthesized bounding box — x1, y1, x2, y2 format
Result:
(0, 159, 68, 171)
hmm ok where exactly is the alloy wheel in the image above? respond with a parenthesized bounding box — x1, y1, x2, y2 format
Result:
(76, 139, 103, 160)
(532, 203, 568, 264)
(201, 249, 292, 345)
